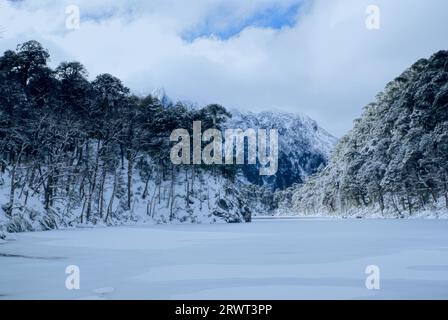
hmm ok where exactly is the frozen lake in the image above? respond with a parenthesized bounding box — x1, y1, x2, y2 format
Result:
(1, 218, 448, 299)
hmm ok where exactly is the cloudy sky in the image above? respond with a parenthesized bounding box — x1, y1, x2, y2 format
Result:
(1, 0, 447, 136)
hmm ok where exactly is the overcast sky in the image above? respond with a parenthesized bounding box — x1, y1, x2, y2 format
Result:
(1, 0, 447, 136)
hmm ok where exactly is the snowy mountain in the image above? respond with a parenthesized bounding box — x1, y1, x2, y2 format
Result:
(278, 50, 448, 218)
(226, 110, 337, 190)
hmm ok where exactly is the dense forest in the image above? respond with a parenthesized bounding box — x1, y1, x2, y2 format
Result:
(3, 41, 444, 237)
(277, 51, 448, 217)
(0, 40, 252, 236)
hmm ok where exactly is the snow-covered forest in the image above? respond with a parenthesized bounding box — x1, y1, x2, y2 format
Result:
(277, 51, 448, 218)
(0, 41, 340, 237)
(0, 41, 258, 237)
(1, 41, 447, 240)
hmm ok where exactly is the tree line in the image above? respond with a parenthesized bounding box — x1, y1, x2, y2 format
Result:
(0, 40, 241, 231)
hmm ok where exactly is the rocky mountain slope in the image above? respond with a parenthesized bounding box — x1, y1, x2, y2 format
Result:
(226, 110, 337, 191)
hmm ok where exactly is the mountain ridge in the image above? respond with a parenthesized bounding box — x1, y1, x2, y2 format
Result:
(226, 109, 337, 190)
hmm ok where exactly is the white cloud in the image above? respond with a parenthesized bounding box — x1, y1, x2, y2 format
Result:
(1, 0, 447, 136)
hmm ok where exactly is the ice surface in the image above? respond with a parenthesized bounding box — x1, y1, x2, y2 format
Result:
(1, 218, 448, 299)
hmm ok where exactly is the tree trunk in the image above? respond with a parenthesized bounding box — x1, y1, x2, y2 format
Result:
(185, 169, 190, 205)
(106, 170, 118, 222)
(142, 172, 151, 199)
(126, 151, 133, 211)
(120, 144, 125, 170)
(8, 145, 26, 216)
(8, 163, 16, 216)
(44, 174, 53, 210)
(169, 167, 175, 221)
(98, 167, 106, 219)
(378, 190, 384, 214)
(149, 180, 158, 218)
(86, 140, 100, 222)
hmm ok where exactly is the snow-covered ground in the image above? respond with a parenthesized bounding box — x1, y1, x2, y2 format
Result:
(1, 218, 448, 300)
